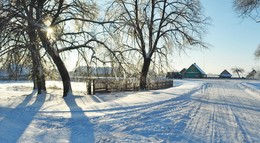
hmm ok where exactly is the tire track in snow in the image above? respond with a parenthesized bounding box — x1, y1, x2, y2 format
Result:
(181, 80, 260, 143)
(92, 82, 209, 142)
(210, 81, 254, 142)
(224, 82, 260, 142)
(92, 80, 260, 142)
(180, 83, 219, 142)
(187, 80, 260, 143)
(230, 107, 249, 142)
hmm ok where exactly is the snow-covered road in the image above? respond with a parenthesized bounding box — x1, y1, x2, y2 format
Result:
(93, 80, 260, 142)
(180, 80, 260, 143)
(0, 79, 259, 142)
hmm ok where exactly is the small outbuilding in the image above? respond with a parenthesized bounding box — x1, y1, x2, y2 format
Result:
(166, 72, 183, 79)
(219, 70, 232, 78)
(180, 68, 187, 76)
(246, 69, 257, 79)
(183, 63, 207, 78)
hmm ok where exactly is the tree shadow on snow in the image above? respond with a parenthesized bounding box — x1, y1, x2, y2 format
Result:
(64, 95, 94, 143)
(87, 84, 207, 142)
(0, 90, 46, 142)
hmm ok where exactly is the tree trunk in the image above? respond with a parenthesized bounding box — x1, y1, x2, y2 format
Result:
(31, 53, 47, 94)
(41, 74, 46, 91)
(37, 30, 72, 97)
(237, 71, 240, 78)
(32, 72, 37, 89)
(28, 27, 46, 94)
(31, 52, 42, 94)
(32, 71, 46, 92)
(139, 57, 151, 90)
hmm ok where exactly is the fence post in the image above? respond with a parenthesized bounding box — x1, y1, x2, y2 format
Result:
(147, 79, 150, 90)
(86, 79, 95, 95)
(132, 80, 136, 91)
(124, 80, 127, 91)
(92, 79, 95, 95)
(105, 82, 108, 92)
(86, 80, 91, 95)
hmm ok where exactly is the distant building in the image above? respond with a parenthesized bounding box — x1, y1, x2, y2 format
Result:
(246, 69, 257, 79)
(0, 64, 30, 80)
(219, 70, 232, 78)
(183, 63, 207, 78)
(166, 72, 183, 79)
(180, 68, 186, 76)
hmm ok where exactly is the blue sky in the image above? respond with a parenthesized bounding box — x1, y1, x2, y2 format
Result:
(172, 0, 260, 76)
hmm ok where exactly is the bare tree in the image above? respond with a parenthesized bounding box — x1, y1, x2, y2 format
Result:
(0, 0, 101, 97)
(231, 67, 245, 78)
(104, 0, 208, 90)
(254, 45, 260, 58)
(0, 0, 48, 94)
(233, 0, 260, 21)
(234, 0, 260, 59)
(1, 48, 30, 80)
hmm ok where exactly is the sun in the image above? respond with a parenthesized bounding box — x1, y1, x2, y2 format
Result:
(46, 27, 55, 39)
(47, 27, 53, 35)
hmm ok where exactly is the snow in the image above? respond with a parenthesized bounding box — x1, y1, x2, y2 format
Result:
(193, 63, 206, 75)
(0, 79, 260, 142)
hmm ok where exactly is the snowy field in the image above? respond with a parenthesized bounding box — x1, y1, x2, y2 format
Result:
(0, 79, 260, 142)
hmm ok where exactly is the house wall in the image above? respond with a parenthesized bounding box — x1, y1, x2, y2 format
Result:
(184, 65, 206, 78)
(219, 75, 232, 78)
(184, 72, 202, 78)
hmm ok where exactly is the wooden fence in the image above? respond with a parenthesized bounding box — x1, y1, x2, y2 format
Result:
(73, 77, 173, 95)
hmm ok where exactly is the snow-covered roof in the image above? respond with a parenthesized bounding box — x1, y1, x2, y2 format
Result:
(219, 70, 232, 76)
(192, 63, 206, 75)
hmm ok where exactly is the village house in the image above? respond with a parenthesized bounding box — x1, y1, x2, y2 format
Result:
(183, 63, 207, 78)
(246, 69, 257, 79)
(219, 70, 232, 78)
